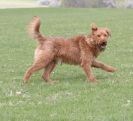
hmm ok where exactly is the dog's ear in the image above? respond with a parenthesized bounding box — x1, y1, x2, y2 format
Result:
(105, 28, 111, 37)
(91, 23, 98, 32)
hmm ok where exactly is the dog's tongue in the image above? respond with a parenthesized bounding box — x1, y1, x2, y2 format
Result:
(100, 42, 107, 50)
(100, 44, 107, 51)
(101, 45, 106, 49)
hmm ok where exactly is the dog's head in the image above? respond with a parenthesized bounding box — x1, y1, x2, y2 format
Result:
(89, 24, 111, 51)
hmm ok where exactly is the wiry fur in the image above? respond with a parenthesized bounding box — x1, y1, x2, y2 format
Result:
(23, 16, 116, 83)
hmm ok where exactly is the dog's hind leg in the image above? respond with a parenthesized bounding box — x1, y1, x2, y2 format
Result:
(42, 61, 56, 83)
(23, 56, 54, 83)
(23, 62, 46, 83)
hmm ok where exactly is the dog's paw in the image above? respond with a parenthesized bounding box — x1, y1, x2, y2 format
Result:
(86, 76, 98, 83)
(22, 79, 29, 84)
(46, 80, 59, 85)
(108, 67, 117, 72)
(86, 79, 99, 84)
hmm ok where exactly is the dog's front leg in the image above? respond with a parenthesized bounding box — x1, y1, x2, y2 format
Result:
(81, 60, 96, 82)
(92, 60, 117, 72)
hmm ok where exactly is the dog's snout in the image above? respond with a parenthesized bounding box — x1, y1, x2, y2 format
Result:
(101, 41, 107, 46)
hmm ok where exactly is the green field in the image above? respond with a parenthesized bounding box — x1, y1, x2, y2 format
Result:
(0, 8, 133, 121)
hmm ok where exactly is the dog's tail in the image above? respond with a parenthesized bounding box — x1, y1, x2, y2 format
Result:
(28, 16, 46, 44)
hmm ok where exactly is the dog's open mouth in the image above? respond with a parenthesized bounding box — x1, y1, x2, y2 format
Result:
(99, 42, 107, 50)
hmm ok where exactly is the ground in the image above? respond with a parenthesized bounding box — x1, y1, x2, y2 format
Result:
(0, 8, 133, 121)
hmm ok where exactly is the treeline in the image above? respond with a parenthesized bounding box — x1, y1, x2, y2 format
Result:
(61, 0, 133, 8)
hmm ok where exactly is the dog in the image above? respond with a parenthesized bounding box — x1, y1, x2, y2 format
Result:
(23, 16, 116, 83)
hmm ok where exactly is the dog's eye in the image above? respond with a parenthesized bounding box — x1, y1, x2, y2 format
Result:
(104, 34, 107, 37)
(97, 35, 101, 37)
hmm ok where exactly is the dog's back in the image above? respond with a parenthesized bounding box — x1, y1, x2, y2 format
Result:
(53, 36, 84, 65)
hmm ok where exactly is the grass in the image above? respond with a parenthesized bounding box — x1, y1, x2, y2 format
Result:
(0, 8, 133, 121)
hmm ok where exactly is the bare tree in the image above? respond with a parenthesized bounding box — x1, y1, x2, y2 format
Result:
(103, 0, 116, 8)
(38, 0, 133, 8)
(126, 0, 133, 8)
(61, 0, 106, 8)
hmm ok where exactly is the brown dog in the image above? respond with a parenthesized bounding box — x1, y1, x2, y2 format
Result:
(23, 16, 116, 83)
